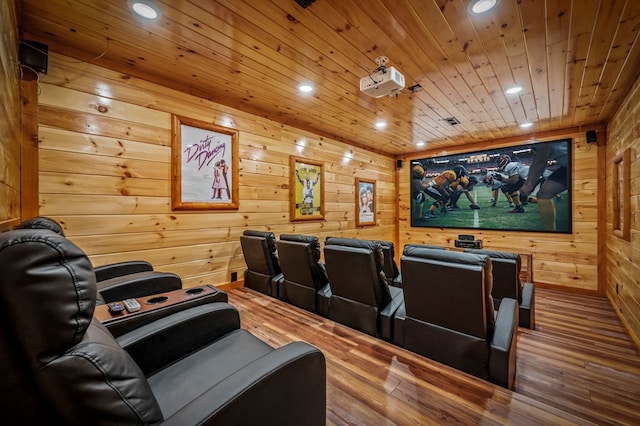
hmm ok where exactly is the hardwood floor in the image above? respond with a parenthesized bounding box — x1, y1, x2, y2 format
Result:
(228, 287, 640, 425)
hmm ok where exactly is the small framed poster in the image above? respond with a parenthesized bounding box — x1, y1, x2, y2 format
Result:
(356, 178, 376, 226)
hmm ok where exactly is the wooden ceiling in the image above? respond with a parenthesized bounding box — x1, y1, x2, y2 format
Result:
(17, 0, 640, 156)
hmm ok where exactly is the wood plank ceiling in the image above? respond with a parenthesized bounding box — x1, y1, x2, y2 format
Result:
(17, 0, 640, 156)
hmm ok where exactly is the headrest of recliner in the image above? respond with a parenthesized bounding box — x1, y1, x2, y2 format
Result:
(0, 229, 96, 369)
(16, 216, 65, 236)
(280, 234, 321, 260)
(325, 236, 379, 251)
(403, 246, 489, 267)
(464, 248, 521, 264)
(243, 230, 277, 252)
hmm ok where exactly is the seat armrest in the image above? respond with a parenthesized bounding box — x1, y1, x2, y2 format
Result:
(162, 342, 326, 426)
(270, 272, 285, 299)
(316, 283, 332, 317)
(519, 282, 535, 329)
(391, 272, 402, 288)
(94, 260, 154, 282)
(380, 287, 404, 342)
(103, 286, 228, 337)
(97, 271, 182, 303)
(489, 297, 518, 389)
(391, 302, 406, 347)
(117, 303, 240, 375)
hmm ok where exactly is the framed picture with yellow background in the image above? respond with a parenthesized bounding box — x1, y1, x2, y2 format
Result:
(290, 156, 324, 221)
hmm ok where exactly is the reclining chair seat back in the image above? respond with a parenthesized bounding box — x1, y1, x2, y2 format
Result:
(0, 229, 164, 424)
(277, 234, 329, 313)
(399, 247, 496, 381)
(465, 248, 535, 329)
(240, 230, 282, 296)
(325, 236, 400, 286)
(324, 244, 398, 337)
(465, 248, 520, 304)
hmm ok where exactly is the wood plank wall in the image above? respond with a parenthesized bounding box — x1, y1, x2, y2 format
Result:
(606, 74, 640, 348)
(35, 53, 397, 289)
(0, 1, 20, 231)
(398, 131, 601, 293)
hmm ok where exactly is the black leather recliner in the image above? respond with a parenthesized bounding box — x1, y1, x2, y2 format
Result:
(0, 228, 326, 424)
(240, 230, 284, 297)
(15, 216, 190, 305)
(323, 238, 403, 340)
(465, 248, 535, 329)
(325, 237, 402, 287)
(393, 246, 518, 389)
(277, 234, 331, 315)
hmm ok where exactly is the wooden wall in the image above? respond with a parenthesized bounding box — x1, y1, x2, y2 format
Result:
(35, 53, 397, 290)
(0, 1, 20, 230)
(398, 131, 602, 293)
(606, 75, 640, 348)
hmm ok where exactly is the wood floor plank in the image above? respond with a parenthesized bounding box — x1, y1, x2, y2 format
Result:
(227, 287, 639, 425)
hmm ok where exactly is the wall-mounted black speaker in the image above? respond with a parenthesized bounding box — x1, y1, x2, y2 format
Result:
(586, 130, 597, 144)
(294, 0, 315, 8)
(19, 40, 48, 74)
(396, 159, 403, 169)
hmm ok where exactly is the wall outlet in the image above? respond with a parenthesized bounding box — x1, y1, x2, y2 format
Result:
(231, 272, 238, 282)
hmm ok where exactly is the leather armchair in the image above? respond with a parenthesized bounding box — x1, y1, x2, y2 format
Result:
(323, 239, 403, 340)
(0, 228, 326, 425)
(465, 248, 535, 329)
(15, 216, 191, 304)
(394, 246, 518, 389)
(277, 234, 331, 315)
(240, 230, 284, 297)
(325, 237, 402, 287)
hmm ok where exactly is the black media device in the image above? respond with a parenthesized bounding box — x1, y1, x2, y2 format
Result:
(107, 302, 125, 314)
(454, 238, 483, 249)
(19, 40, 49, 74)
(458, 234, 475, 241)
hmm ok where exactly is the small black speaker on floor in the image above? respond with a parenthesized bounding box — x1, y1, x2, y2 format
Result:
(586, 130, 597, 144)
(396, 159, 403, 169)
(19, 40, 48, 74)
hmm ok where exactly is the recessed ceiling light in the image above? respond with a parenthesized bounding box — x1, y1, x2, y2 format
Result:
(468, 0, 499, 14)
(375, 120, 387, 129)
(129, 1, 161, 20)
(505, 85, 523, 95)
(519, 122, 533, 129)
(298, 83, 314, 93)
(416, 141, 425, 147)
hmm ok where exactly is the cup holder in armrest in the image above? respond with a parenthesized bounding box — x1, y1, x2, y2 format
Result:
(146, 296, 169, 304)
(185, 287, 205, 295)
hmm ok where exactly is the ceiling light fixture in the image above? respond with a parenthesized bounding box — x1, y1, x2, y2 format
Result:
(505, 85, 523, 95)
(468, 0, 499, 14)
(519, 122, 533, 129)
(298, 83, 314, 93)
(129, 1, 161, 20)
(375, 120, 387, 130)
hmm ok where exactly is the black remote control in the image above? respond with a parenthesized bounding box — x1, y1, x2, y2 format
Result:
(107, 302, 125, 314)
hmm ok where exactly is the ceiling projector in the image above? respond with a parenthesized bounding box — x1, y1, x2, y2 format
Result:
(360, 56, 405, 98)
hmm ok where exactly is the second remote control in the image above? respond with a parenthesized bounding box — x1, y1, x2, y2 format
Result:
(123, 298, 141, 312)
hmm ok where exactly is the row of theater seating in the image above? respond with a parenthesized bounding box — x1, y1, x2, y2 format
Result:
(240, 230, 536, 389)
(1, 218, 326, 424)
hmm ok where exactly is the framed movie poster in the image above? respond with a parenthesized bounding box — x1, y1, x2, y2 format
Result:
(290, 156, 324, 221)
(171, 115, 239, 210)
(410, 138, 572, 233)
(355, 178, 376, 226)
